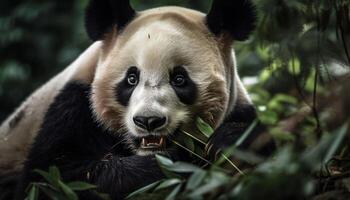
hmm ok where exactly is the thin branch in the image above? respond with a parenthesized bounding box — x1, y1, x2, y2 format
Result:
(313, 0, 322, 138)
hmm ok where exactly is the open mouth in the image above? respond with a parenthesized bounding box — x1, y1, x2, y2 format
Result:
(140, 135, 166, 150)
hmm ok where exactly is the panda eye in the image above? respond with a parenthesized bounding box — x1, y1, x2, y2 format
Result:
(172, 75, 186, 87)
(127, 73, 138, 86)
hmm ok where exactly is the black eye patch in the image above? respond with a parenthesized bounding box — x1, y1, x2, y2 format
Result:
(170, 66, 197, 105)
(115, 67, 139, 106)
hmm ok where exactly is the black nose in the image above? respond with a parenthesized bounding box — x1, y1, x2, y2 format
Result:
(133, 116, 166, 131)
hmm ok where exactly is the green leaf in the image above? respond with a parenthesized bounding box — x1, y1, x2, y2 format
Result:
(155, 179, 181, 191)
(225, 149, 264, 165)
(175, 133, 196, 152)
(36, 184, 67, 200)
(259, 110, 278, 125)
(67, 181, 97, 191)
(126, 180, 162, 199)
(219, 153, 245, 175)
(196, 118, 214, 138)
(288, 58, 301, 75)
(323, 123, 348, 164)
(155, 155, 180, 178)
(165, 184, 181, 200)
(186, 170, 206, 191)
(58, 180, 78, 200)
(26, 186, 39, 200)
(235, 120, 259, 147)
(165, 162, 201, 173)
(34, 169, 59, 188)
(49, 166, 61, 181)
(155, 155, 174, 168)
(189, 171, 229, 197)
(183, 136, 195, 152)
(189, 180, 223, 199)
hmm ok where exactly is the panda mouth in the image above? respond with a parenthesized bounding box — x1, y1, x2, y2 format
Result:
(140, 136, 166, 149)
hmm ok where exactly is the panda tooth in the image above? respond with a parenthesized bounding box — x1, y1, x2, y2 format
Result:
(141, 138, 146, 147)
(160, 137, 164, 146)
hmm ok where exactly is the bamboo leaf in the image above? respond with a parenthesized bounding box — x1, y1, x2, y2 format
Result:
(166, 162, 201, 173)
(165, 184, 181, 200)
(188, 172, 228, 197)
(155, 155, 181, 178)
(49, 166, 61, 181)
(235, 120, 259, 147)
(155, 179, 181, 191)
(183, 136, 195, 152)
(126, 180, 162, 199)
(58, 180, 78, 200)
(36, 184, 66, 199)
(196, 118, 214, 138)
(34, 169, 59, 188)
(67, 181, 97, 191)
(155, 155, 173, 167)
(186, 170, 206, 191)
(26, 186, 39, 200)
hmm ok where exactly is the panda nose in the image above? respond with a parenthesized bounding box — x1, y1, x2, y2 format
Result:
(133, 116, 167, 131)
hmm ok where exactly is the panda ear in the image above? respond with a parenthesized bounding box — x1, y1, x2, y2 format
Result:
(85, 0, 135, 41)
(206, 0, 257, 41)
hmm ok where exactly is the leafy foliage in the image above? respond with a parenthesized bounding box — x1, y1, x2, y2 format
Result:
(127, 123, 348, 200)
(25, 166, 108, 200)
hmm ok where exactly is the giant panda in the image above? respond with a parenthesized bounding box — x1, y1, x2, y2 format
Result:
(0, 0, 258, 199)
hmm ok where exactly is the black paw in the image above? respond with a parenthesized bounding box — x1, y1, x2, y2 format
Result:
(205, 123, 248, 161)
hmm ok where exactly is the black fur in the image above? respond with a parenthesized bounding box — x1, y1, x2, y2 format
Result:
(206, 0, 257, 41)
(0, 172, 19, 200)
(206, 103, 275, 160)
(115, 67, 140, 106)
(85, 0, 135, 41)
(224, 103, 257, 123)
(16, 82, 164, 200)
(170, 66, 198, 105)
(206, 104, 258, 160)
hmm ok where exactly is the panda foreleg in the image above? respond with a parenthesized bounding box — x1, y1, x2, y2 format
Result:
(16, 82, 164, 200)
(90, 155, 164, 199)
(19, 151, 163, 199)
(19, 153, 163, 200)
(205, 104, 259, 160)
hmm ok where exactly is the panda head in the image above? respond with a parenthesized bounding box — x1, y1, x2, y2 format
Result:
(88, 0, 256, 155)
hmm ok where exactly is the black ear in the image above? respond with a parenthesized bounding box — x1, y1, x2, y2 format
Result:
(85, 0, 135, 41)
(206, 0, 257, 41)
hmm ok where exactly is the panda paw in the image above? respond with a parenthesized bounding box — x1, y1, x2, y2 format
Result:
(205, 123, 247, 161)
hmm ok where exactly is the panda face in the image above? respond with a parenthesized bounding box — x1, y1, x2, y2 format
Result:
(118, 65, 197, 132)
(117, 64, 195, 155)
(91, 8, 230, 155)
